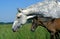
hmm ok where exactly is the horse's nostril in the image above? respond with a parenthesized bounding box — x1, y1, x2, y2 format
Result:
(12, 29, 16, 32)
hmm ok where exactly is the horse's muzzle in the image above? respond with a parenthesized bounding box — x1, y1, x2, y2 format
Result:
(12, 29, 16, 32)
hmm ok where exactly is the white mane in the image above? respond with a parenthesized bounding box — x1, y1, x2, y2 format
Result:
(27, 0, 57, 8)
(21, 0, 60, 18)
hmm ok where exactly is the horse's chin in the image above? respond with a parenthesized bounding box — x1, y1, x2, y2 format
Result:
(17, 26, 20, 28)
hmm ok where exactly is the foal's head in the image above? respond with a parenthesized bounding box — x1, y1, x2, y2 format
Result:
(31, 16, 44, 32)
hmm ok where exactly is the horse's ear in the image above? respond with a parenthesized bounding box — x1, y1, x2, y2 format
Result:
(17, 8, 23, 12)
(27, 15, 36, 19)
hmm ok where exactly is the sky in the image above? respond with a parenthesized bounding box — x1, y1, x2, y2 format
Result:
(0, 0, 43, 22)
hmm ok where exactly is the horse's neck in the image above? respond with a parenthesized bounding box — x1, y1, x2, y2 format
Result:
(23, 1, 60, 18)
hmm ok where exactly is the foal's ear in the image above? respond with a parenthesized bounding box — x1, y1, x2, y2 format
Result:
(27, 15, 36, 19)
(17, 8, 23, 12)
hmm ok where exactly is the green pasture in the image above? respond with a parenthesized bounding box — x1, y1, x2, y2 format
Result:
(0, 23, 50, 39)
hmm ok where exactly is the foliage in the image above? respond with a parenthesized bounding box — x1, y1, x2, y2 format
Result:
(0, 23, 50, 39)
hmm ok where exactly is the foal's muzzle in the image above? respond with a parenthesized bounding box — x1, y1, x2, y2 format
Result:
(31, 29, 35, 32)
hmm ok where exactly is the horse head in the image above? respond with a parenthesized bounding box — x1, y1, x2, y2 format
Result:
(12, 8, 36, 32)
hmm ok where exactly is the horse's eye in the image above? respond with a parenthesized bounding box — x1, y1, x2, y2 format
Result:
(17, 17, 20, 19)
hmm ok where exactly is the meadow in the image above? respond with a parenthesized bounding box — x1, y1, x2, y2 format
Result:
(0, 23, 50, 39)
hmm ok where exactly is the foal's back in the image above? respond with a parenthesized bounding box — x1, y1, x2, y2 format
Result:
(36, 17, 60, 32)
(53, 18, 60, 30)
(41, 18, 60, 32)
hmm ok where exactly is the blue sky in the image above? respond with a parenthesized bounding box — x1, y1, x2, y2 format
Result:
(0, 0, 43, 22)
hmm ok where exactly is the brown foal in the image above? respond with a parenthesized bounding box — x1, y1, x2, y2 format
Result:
(31, 15, 60, 39)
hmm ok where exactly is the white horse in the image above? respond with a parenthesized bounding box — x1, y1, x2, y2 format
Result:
(12, 0, 60, 32)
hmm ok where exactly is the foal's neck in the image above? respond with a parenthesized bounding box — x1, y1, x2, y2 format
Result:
(41, 19, 55, 29)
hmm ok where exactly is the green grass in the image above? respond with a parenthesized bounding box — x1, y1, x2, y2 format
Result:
(0, 23, 50, 39)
